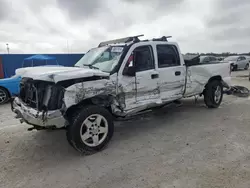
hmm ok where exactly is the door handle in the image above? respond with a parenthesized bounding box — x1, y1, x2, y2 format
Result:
(175, 71, 181, 76)
(151, 73, 159, 79)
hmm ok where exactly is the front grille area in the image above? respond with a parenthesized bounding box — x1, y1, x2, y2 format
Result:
(19, 78, 64, 111)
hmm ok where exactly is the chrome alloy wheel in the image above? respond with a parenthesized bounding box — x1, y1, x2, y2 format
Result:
(214, 86, 222, 104)
(80, 114, 108, 147)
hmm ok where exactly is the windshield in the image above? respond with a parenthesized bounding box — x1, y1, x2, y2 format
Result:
(75, 45, 125, 73)
(223, 56, 238, 61)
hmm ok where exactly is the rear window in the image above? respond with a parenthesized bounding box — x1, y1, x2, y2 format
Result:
(156, 45, 180, 68)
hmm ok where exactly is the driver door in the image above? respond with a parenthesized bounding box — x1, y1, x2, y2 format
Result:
(134, 45, 161, 105)
(119, 44, 161, 113)
(237, 57, 243, 69)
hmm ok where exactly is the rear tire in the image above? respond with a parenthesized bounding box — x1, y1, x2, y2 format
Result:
(245, 63, 249, 70)
(66, 105, 114, 155)
(0, 87, 9, 104)
(204, 80, 223, 108)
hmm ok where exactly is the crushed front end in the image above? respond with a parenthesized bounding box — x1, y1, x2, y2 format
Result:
(11, 78, 66, 129)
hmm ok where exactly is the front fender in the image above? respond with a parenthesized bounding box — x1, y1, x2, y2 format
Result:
(0, 76, 21, 96)
(63, 79, 116, 108)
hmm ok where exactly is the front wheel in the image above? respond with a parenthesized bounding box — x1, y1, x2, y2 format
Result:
(232, 64, 238, 71)
(204, 80, 223, 108)
(0, 87, 9, 104)
(66, 105, 114, 155)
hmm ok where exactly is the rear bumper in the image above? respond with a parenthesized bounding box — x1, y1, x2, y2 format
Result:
(11, 97, 66, 129)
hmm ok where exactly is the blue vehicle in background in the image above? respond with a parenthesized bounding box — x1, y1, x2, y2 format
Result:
(0, 55, 60, 104)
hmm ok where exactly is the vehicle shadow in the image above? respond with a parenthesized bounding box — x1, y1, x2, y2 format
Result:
(112, 98, 207, 139)
(11, 97, 214, 167)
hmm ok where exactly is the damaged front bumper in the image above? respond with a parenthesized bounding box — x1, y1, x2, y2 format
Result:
(11, 97, 66, 129)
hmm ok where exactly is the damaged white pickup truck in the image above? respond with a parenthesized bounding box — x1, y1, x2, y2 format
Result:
(11, 35, 231, 154)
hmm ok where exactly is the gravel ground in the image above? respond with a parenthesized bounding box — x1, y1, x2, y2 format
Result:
(1, 71, 250, 188)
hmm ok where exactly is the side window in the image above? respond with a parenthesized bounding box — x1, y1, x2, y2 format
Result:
(156, 45, 180, 68)
(210, 57, 216, 61)
(203, 57, 209, 62)
(241, 57, 246, 60)
(133, 45, 155, 72)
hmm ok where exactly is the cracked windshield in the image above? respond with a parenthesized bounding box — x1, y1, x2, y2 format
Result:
(1, 0, 250, 188)
(75, 46, 124, 72)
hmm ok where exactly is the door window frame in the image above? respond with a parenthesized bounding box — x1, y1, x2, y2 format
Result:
(122, 44, 155, 74)
(156, 44, 181, 68)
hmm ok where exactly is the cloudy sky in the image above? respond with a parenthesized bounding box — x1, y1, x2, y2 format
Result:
(0, 0, 249, 54)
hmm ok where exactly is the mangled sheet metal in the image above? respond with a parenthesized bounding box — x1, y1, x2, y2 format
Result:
(15, 66, 109, 83)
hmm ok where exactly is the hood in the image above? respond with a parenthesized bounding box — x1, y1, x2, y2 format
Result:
(15, 66, 109, 83)
(227, 60, 236, 64)
(222, 60, 236, 64)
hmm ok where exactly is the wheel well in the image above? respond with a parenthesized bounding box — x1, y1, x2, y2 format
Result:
(207, 76, 222, 84)
(203, 76, 222, 92)
(0, 86, 10, 97)
(64, 95, 113, 121)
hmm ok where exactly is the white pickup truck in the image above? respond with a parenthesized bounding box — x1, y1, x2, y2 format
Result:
(11, 35, 231, 154)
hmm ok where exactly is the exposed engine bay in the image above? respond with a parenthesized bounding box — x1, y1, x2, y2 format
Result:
(19, 78, 65, 111)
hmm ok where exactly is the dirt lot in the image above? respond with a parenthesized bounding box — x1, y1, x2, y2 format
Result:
(1, 71, 250, 188)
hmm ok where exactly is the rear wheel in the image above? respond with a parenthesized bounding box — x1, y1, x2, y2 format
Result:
(66, 105, 114, 155)
(0, 87, 9, 104)
(245, 63, 249, 70)
(204, 80, 223, 108)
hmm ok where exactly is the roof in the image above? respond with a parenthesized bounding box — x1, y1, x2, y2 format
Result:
(24, 54, 56, 61)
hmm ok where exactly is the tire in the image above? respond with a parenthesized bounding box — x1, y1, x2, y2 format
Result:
(66, 105, 114, 155)
(204, 80, 223, 108)
(245, 63, 249, 70)
(233, 65, 238, 71)
(230, 64, 234, 71)
(231, 86, 250, 98)
(0, 87, 9, 105)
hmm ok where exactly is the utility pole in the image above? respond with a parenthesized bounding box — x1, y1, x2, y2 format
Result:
(6, 43, 9, 54)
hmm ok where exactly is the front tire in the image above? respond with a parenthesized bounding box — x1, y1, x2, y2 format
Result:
(66, 105, 114, 155)
(0, 87, 9, 104)
(204, 80, 223, 108)
(232, 64, 238, 71)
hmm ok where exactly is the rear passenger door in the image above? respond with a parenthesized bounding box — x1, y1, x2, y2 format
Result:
(156, 44, 185, 102)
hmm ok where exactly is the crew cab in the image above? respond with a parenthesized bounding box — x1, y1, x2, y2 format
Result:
(11, 35, 231, 154)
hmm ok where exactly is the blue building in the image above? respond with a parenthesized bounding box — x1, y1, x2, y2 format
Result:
(0, 53, 84, 78)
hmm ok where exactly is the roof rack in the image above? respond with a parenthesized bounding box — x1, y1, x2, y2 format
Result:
(98, 34, 144, 47)
(152, 36, 172, 42)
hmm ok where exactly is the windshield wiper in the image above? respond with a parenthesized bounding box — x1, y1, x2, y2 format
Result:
(89, 65, 99, 70)
(83, 64, 99, 70)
